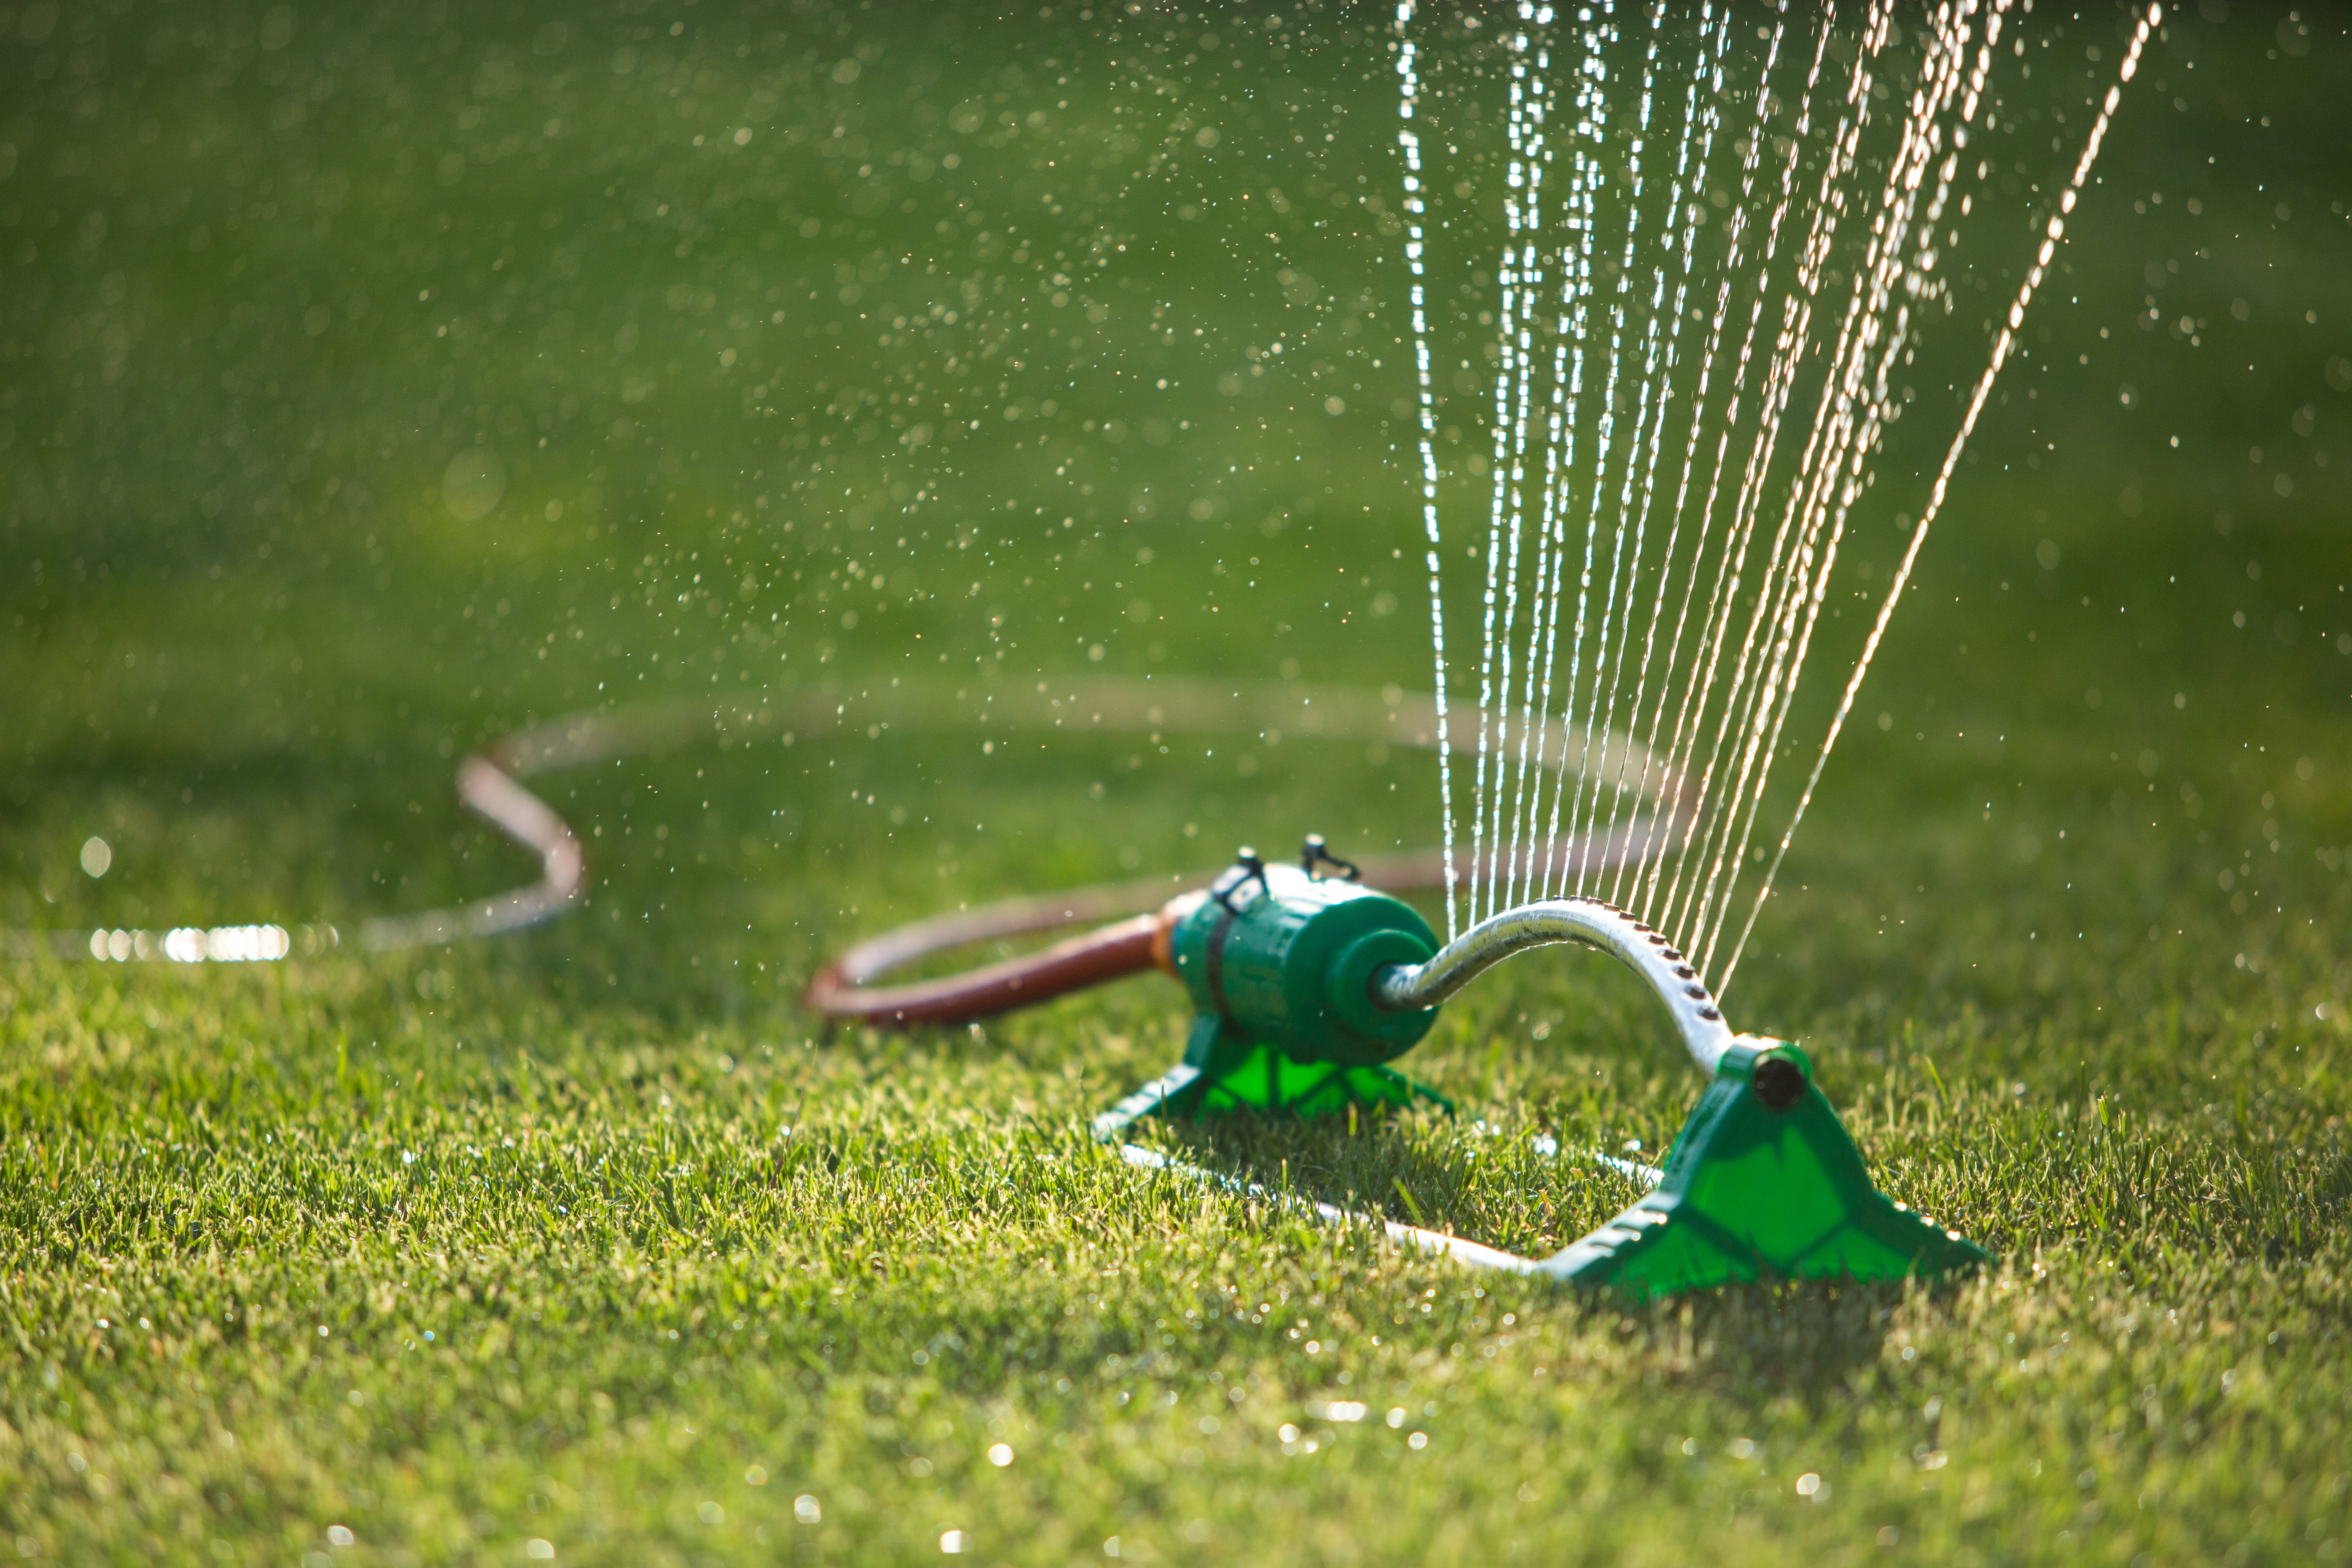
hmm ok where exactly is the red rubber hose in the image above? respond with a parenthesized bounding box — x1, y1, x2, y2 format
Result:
(801, 909, 1176, 1028)
(799, 817, 1673, 1031)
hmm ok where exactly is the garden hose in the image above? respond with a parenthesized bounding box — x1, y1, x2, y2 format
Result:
(11, 677, 1660, 968)
(795, 833, 1666, 1029)
(8, 663, 1984, 1297)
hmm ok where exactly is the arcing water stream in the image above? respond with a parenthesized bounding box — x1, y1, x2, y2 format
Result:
(1399, 0, 2159, 991)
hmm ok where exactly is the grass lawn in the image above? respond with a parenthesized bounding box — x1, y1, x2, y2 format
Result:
(3, 3, 2350, 1564)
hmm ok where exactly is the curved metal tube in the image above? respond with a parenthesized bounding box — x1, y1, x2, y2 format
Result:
(1372, 898, 1736, 1076)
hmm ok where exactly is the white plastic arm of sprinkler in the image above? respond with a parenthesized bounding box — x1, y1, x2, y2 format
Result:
(1371, 898, 1737, 1076)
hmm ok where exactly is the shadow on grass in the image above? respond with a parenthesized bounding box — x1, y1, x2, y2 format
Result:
(1150, 1105, 1642, 1261)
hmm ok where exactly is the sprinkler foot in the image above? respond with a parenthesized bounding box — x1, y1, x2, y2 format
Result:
(1544, 1041, 1992, 1298)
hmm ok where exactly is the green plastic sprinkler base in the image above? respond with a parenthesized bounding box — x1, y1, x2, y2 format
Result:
(1089, 1014, 1449, 1138)
(1544, 1041, 1991, 1299)
(1174, 1012, 1450, 1120)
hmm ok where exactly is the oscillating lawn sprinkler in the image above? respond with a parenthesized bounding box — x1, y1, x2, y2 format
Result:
(808, 833, 1989, 1298)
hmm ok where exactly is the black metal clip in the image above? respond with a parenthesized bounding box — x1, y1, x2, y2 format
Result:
(1300, 832, 1360, 883)
(1210, 846, 1271, 913)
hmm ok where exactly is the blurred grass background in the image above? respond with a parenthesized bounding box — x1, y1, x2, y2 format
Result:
(1, 2, 2349, 1564)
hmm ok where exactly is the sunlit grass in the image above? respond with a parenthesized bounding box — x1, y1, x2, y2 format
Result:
(3, 4, 2350, 1565)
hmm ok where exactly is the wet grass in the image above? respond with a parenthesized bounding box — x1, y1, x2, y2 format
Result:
(3, 3, 2352, 1565)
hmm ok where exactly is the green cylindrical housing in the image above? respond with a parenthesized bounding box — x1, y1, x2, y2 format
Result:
(1168, 863, 1439, 1066)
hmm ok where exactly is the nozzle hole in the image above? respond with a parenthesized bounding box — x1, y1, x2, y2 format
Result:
(1754, 1057, 1805, 1112)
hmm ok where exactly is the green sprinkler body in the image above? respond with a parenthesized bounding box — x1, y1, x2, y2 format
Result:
(1147, 837, 1452, 1120)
